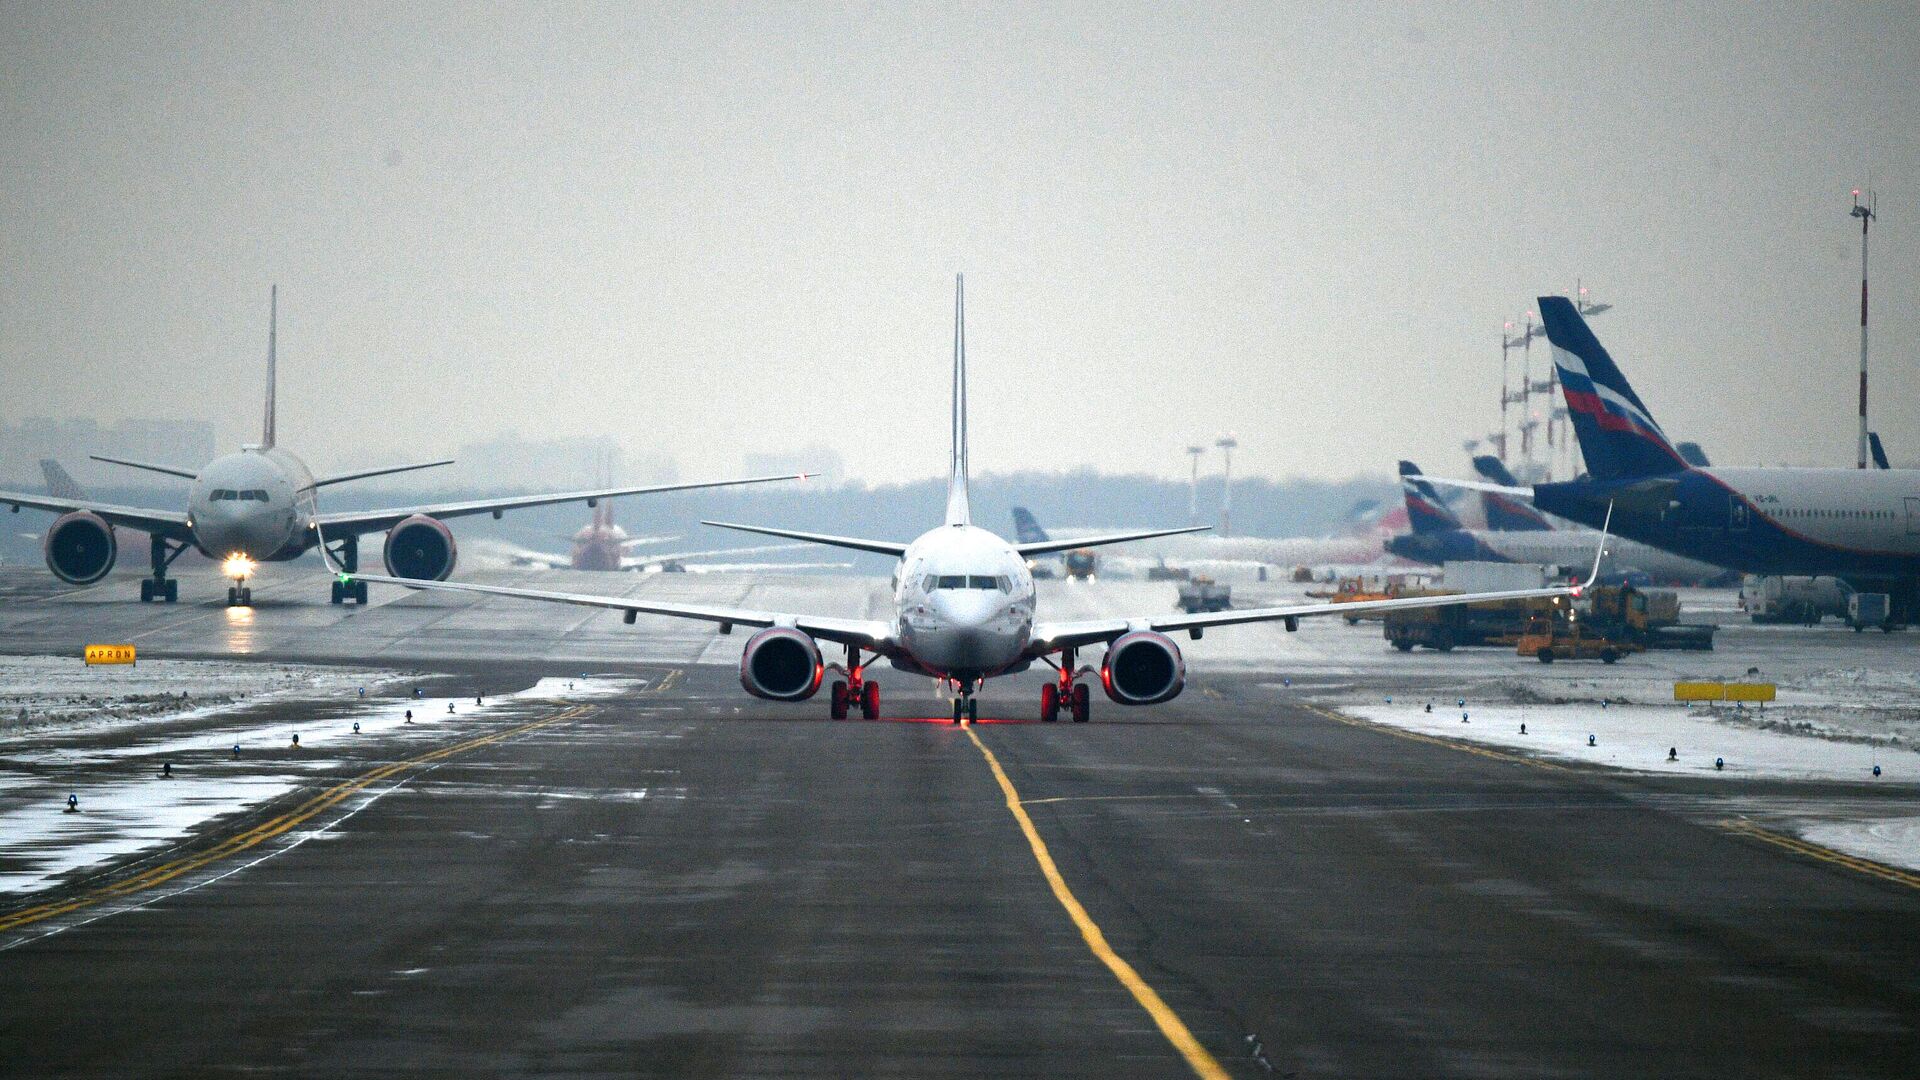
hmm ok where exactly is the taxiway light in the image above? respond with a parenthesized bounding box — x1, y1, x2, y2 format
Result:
(1715, 757, 1724, 771)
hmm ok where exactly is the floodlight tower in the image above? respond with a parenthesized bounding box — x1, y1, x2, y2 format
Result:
(1184, 445, 1206, 524)
(1851, 187, 1877, 469)
(1215, 435, 1238, 538)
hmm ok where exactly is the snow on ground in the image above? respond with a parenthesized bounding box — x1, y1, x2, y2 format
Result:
(0, 676, 640, 896)
(1343, 701, 1906, 783)
(0, 656, 412, 739)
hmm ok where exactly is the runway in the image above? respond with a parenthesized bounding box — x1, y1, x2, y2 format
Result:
(3, 567, 1920, 1077)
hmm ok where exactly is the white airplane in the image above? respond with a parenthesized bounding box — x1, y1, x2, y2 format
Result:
(329, 276, 1601, 724)
(0, 287, 804, 605)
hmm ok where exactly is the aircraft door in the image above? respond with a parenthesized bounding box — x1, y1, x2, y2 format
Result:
(1906, 497, 1920, 536)
(1729, 497, 1750, 533)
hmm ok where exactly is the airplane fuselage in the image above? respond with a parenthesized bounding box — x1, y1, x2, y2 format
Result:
(892, 523, 1036, 682)
(1537, 466, 1920, 581)
(185, 446, 317, 562)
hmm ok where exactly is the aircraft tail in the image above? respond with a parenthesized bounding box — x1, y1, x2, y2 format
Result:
(1471, 455, 1553, 531)
(1400, 461, 1463, 534)
(262, 285, 278, 448)
(945, 274, 970, 525)
(1010, 507, 1050, 544)
(1537, 296, 1686, 480)
(1675, 441, 1711, 468)
(39, 460, 86, 500)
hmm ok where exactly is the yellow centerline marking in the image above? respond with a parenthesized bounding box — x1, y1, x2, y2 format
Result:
(965, 727, 1231, 1080)
(1305, 704, 1568, 773)
(1719, 819, 1920, 892)
(0, 670, 686, 935)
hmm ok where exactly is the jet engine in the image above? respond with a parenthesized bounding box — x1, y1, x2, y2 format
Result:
(739, 627, 823, 701)
(44, 511, 116, 584)
(383, 515, 457, 580)
(1100, 631, 1186, 705)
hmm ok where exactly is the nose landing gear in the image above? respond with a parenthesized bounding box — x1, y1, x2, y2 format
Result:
(950, 677, 980, 724)
(829, 649, 880, 720)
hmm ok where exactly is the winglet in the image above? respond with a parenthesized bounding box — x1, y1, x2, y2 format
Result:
(945, 273, 971, 526)
(263, 285, 278, 449)
(1572, 501, 1613, 597)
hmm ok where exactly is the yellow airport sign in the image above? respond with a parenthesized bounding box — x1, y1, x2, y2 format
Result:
(1673, 681, 1776, 703)
(84, 644, 136, 666)
(1673, 681, 1724, 702)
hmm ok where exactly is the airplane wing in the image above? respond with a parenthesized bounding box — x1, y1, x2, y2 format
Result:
(1031, 511, 1611, 653)
(1030, 582, 1582, 652)
(0, 490, 193, 541)
(88, 454, 198, 480)
(1417, 475, 1531, 496)
(313, 473, 809, 537)
(1014, 525, 1209, 557)
(622, 542, 808, 568)
(335, 568, 894, 649)
(700, 521, 910, 557)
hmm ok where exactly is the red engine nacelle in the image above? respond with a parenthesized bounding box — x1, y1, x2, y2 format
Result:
(44, 511, 117, 584)
(383, 514, 457, 580)
(739, 627, 824, 701)
(1100, 631, 1186, 705)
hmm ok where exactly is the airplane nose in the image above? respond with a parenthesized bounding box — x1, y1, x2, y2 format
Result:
(932, 592, 998, 629)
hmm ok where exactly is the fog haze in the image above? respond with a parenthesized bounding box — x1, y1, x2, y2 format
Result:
(3, 3, 1916, 484)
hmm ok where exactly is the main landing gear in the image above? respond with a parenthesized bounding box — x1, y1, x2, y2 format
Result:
(139, 535, 184, 603)
(1039, 650, 1090, 723)
(326, 533, 369, 605)
(829, 648, 880, 720)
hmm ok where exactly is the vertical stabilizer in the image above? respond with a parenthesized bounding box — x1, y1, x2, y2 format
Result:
(944, 274, 971, 525)
(1538, 296, 1685, 479)
(1399, 461, 1463, 535)
(263, 285, 278, 448)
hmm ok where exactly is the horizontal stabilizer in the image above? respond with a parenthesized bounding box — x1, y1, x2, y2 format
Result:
(89, 454, 198, 480)
(701, 521, 910, 558)
(1014, 524, 1208, 557)
(314, 460, 455, 488)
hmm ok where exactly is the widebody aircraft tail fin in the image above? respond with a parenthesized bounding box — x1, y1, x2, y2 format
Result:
(1400, 461, 1462, 535)
(945, 274, 971, 526)
(1471, 455, 1553, 531)
(40, 459, 87, 500)
(1869, 432, 1891, 470)
(1537, 296, 1688, 480)
(263, 285, 278, 449)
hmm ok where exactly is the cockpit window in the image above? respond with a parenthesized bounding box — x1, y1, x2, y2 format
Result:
(935, 575, 967, 589)
(967, 575, 1001, 590)
(211, 489, 235, 501)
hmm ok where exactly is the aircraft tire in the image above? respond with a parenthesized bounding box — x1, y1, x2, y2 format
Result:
(1071, 683, 1090, 723)
(861, 681, 880, 720)
(829, 681, 848, 720)
(1040, 682, 1059, 722)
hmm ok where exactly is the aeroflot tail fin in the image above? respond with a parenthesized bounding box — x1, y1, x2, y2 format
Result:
(945, 274, 971, 526)
(1400, 461, 1462, 535)
(1537, 296, 1687, 480)
(1471, 455, 1553, 531)
(1869, 432, 1891, 470)
(263, 285, 278, 449)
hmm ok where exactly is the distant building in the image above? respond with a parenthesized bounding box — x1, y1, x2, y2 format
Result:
(744, 444, 844, 486)
(0, 416, 217, 486)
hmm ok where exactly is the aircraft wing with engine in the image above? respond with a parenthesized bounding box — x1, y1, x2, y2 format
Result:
(0, 490, 193, 540)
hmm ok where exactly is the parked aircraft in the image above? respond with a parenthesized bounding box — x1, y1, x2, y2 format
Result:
(1388, 461, 1723, 584)
(330, 276, 1600, 723)
(1474, 297, 1919, 618)
(0, 288, 803, 604)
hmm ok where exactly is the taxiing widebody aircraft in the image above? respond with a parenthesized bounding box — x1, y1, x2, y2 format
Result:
(330, 277, 1600, 724)
(0, 288, 803, 605)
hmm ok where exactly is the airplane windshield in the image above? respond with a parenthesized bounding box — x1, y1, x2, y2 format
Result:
(928, 575, 1008, 591)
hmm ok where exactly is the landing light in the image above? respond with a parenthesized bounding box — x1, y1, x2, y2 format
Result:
(222, 554, 256, 581)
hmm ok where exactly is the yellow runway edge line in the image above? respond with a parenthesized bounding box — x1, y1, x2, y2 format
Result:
(1719, 819, 1920, 892)
(0, 698, 609, 934)
(1310, 705, 1920, 895)
(965, 727, 1232, 1080)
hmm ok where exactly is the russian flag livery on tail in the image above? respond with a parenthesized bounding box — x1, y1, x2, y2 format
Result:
(1538, 296, 1689, 480)
(1399, 461, 1463, 534)
(1471, 455, 1555, 531)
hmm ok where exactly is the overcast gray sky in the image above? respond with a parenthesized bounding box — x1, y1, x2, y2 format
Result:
(3, 3, 1916, 485)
